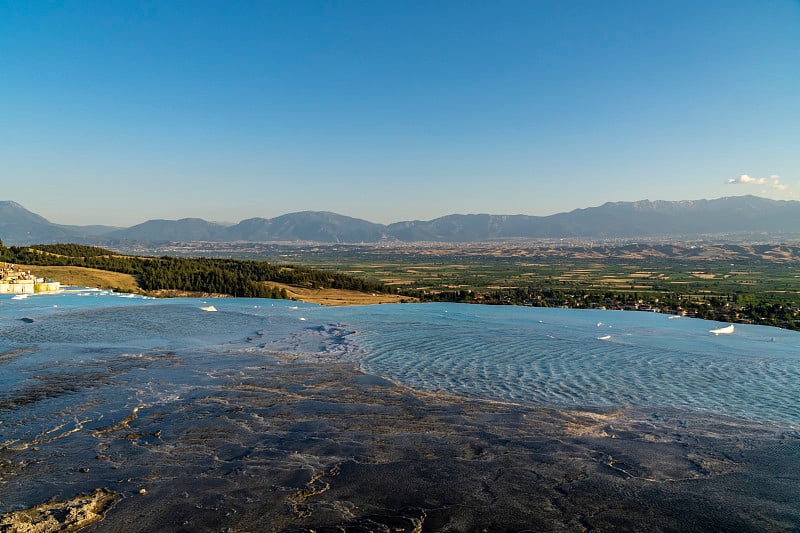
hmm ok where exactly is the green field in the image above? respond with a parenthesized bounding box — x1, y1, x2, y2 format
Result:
(109, 241, 800, 330)
(262, 253, 800, 302)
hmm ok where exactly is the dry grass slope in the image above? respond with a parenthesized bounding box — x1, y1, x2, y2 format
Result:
(267, 282, 413, 306)
(23, 265, 140, 293)
(22, 264, 408, 305)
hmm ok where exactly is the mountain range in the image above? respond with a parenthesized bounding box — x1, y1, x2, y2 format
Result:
(1, 196, 798, 246)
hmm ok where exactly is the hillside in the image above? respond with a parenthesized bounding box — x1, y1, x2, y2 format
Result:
(20, 265, 140, 293)
(0, 201, 77, 243)
(2, 196, 799, 245)
(1, 243, 388, 301)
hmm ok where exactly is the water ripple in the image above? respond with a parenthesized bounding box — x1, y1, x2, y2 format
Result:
(338, 304, 800, 427)
(3, 295, 800, 428)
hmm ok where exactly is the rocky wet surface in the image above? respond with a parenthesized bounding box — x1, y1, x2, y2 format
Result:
(2, 352, 799, 532)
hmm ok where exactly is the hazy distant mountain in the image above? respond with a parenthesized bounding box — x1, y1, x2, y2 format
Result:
(0, 201, 79, 244)
(0, 201, 123, 245)
(1, 195, 799, 245)
(539, 197, 800, 237)
(388, 214, 544, 241)
(105, 218, 229, 242)
(386, 196, 800, 240)
(112, 212, 388, 243)
(227, 212, 387, 242)
(59, 224, 123, 238)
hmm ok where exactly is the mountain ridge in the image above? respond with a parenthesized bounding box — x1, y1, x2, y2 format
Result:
(1, 196, 798, 245)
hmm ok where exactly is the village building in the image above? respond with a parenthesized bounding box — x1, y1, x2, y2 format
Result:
(0, 262, 60, 294)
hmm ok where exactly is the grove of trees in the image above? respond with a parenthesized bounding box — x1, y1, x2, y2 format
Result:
(0, 243, 387, 299)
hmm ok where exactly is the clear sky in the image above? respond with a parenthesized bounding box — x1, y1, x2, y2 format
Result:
(1, 1, 798, 226)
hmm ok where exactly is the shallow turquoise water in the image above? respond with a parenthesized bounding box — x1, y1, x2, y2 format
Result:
(2, 290, 799, 431)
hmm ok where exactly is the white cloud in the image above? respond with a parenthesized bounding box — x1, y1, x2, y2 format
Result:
(770, 175, 787, 191)
(726, 174, 766, 185)
(725, 173, 791, 195)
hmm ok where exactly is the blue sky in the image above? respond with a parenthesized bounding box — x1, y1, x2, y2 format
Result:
(1, 1, 798, 226)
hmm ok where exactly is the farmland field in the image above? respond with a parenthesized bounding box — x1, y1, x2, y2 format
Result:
(124, 240, 800, 305)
